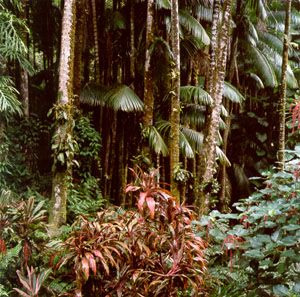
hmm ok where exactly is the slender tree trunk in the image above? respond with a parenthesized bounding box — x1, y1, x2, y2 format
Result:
(48, 0, 76, 237)
(198, 0, 232, 214)
(278, 0, 291, 170)
(73, 0, 85, 99)
(142, 0, 155, 127)
(170, 0, 180, 202)
(91, 0, 100, 83)
(129, 0, 135, 88)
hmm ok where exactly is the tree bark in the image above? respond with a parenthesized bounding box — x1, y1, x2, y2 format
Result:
(170, 0, 180, 202)
(278, 0, 291, 170)
(198, 0, 232, 214)
(91, 0, 100, 83)
(48, 0, 76, 237)
(129, 0, 135, 88)
(142, 0, 155, 127)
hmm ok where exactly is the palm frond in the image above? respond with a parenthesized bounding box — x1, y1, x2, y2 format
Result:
(268, 11, 300, 30)
(148, 125, 169, 157)
(181, 104, 206, 128)
(80, 83, 108, 106)
(248, 44, 277, 88)
(179, 129, 195, 158)
(223, 82, 244, 103)
(106, 85, 143, 112)
(219, 117, 226, 130)
(180, 126, 203, 153)
(179, 10, 210, 46)
(259, 31, 283, 55)
(216, 146, 231, 166)
(258, 40, 298, 89)
(149, 37, 173, 59)
(156, 0, 171, 9)
(156, 120, 195, 158)
(181, 35, 204, 59)
(196, 5, 212, 22)
(0, 76, 22, 117)
(247, 73, 265, 89)
(180, 86, 213, 105)
(220, 104, 228, 117)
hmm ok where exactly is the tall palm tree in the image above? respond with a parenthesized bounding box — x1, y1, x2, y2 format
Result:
(48, 0, 76, 237)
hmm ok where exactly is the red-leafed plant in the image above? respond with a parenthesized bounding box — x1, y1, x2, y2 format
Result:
(13, 266, 51, 297)
(51, 167, 207, 296)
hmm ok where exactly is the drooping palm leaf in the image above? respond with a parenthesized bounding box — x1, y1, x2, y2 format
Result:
(148, 125, 169, 157)
(216, 146, 231, 166)
(196, 5, 213, 22)
(179, 10, 210, 46)
(248, 44, 277, 88)
(258, 40, 298, 89)
(181, 104, 206, 128)
(80, 83, 108, 106)
(180, 126, 203, 153)
(181, 35, 204, 59)
(220, 104, 228, 117)
(149, 37, 173, 59)
(247, 73, 265, 89)
(259, 31, 283, 56)
(106, 85, 143, 112)
(223, 82, 245, 103)
(268, 11, 300, 31)
(180, 86, 213, 106)
(80, 84, 144, 112)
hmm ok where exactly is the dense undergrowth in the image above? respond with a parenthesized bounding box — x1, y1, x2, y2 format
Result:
(1, 119, 300, 296)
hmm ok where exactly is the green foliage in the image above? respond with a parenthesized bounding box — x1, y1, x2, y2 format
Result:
(0, 118, 47, 192)
(14, 266, 51, 297)
(196, 149, 300, 296)
(51, 168, 207, 296)
(0, 190, 48, 294)
(68, 113, 104, 220)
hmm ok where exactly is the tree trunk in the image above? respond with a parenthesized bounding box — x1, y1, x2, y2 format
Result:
(73, 0, 85, 99)
(48, 0, 76, 237)
(278, 0, 291, 170)
(198, 0, 232, 214)
(129, 0, 135, 88)
(91, 0, 100, 83)
(142, 0, 155, 127)
(170, 0, 180, 202)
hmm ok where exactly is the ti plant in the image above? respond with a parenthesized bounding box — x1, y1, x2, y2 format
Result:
(14, 266, 51, 297)
(51, 167, 207, 296)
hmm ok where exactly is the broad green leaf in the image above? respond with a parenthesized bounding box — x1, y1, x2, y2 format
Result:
(244, 249, 264, 259)
(272, 285, 290, 297)
(282, 224, 300, 231)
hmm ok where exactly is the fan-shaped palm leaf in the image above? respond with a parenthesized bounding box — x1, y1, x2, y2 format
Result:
(80, 84, 143, 112)
(179, 10, 210, 45)
(105, 85, 144, 112)
(80, 83, 108, 106)
(248, 44, 277, 88)
(223, 82, 245, 103)
(180, 86, 213, 105)
(147, 125, 169, 157)
(0, 76, 22, 117)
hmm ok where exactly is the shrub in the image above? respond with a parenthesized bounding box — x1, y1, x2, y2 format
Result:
(197, 150, 300, 296)
(51, 168, 207, 296)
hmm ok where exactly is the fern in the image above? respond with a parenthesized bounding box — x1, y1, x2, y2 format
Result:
(0, 242, 22, 278)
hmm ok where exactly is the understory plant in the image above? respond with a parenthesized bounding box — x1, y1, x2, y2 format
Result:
(197, 148, 300, 297)
(0, 189, 48, 294)
(51, 167, 207, 296)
